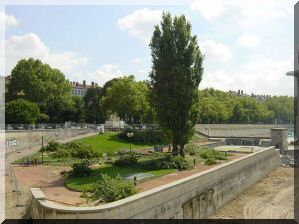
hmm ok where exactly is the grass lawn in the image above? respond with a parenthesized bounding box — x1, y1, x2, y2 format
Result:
(14, 152, 84, 165)
(74, 132, 154, 154)
(65, 164, 176, 192)
(189, 134, 208, 143)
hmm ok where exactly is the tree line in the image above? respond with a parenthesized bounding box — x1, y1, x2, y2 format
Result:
(198, 88, 294, 124)
(5, 59, 154, 124)
(5, 58, 294, 126)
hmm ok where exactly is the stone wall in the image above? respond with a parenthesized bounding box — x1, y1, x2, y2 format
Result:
(196, 124, 293, 138)
(30, 146, 281, 219)
(5, 129, 96, 154)
(271, 128, 288, 154)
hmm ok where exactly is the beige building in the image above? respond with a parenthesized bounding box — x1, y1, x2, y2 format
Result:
(70, 80, 98, 97)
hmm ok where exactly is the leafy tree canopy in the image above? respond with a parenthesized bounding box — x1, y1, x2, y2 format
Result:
(5, 99, 49, 124)
(7, 58, 73, 122)
(102, 75, 153, 123)
(83, 86, 105, 124)
(149, 12, 204, 156)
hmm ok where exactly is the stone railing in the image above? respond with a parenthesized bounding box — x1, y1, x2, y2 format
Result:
(30, 146, 281, 219)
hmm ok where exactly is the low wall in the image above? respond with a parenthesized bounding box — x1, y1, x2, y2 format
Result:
(30, 146, 281, 219)
(5, 129, 96, 154)
(196, 124, 293, 138)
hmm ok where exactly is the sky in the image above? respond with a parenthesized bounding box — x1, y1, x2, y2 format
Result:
(1, 0, 297, 96)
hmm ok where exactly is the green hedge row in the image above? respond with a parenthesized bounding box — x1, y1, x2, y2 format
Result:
(118, 130, 167, 144)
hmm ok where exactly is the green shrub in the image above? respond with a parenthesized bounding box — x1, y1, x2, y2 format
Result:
(88, 174, 137, 203)
(106, 152, 115, 161)
(52, 141, 101, 159)
(185, 144, 200, 155)
(70, 159, 93, 177)
(55, 147, 72, 158)
(214, 152, 227, 160)
(144, 155, 193, 171)
(205, 158, 217, 165)
(198, 149, 227, 161)
(118, 130, 167, 144)
(42, 141, 61, 152)
(198, 149, 212, 159)
(117, 149, 130, 155)
(114, 152, 140, 167)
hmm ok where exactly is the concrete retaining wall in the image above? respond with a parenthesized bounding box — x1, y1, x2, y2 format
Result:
(196, 124, 293, 138)
(30, 146, 281, 219)
(5, 129, 96, 154)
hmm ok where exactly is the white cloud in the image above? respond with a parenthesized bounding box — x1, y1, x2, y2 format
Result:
(201, 55, 293, 96)
(0, 11, 19, 28)
(86, 64, 123, 86)
(132, 58, 143, 64)
(236, 33, 261, 48)
(190, 0, 296, 24)
(200, 40, 231, 62)
(5, 33, 88, 75)
(117, 8, 162, 43)
(190, 0, 228, 20)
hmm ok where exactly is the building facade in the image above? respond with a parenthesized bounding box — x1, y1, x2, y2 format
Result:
(70, 80, 98, 97)
(228, 89, 271, 101)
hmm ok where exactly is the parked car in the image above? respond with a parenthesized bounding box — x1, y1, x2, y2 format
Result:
(36, 124, 45, 129)
(6, 124, 13, 130)
(17, 125, 24, 130)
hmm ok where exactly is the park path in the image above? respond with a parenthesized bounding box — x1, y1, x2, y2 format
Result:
(5, 131, 98, 219)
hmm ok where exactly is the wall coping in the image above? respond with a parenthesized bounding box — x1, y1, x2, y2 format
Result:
(31, 146, 278, 212)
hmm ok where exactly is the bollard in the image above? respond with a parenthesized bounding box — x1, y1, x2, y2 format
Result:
(193, 159, 196, 167)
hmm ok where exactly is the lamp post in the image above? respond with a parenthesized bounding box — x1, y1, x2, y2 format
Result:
(126, 132, 134, 152)
(41, 136, 44, 164)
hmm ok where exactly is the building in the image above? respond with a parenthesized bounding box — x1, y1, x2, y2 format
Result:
(228, 89, 271, 101)
(70, 80, 98, 97)
(5, 76, 97, 97)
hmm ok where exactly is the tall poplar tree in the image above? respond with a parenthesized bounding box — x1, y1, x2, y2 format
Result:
(149, 12, 204, 156)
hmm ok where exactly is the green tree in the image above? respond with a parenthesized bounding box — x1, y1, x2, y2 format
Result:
(7, 58, 73, 122)
(102, 76, 153, 123)
(198, 88, 275, 124)
(265, 96, 294, 124)
(5, 99, 49, 124)
(101, 78, 121, 98)
(83, 87, 104, 124)
(61, 96, 85, 123)
(149, 13, 204, 156)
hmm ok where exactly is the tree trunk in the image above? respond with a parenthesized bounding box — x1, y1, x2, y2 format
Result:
(172, 143, 179, 155)
(179, 144, 185, 157)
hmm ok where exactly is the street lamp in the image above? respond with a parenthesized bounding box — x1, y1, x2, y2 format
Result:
(41, 136, 44, 164)
(126, 132, 134, 152)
